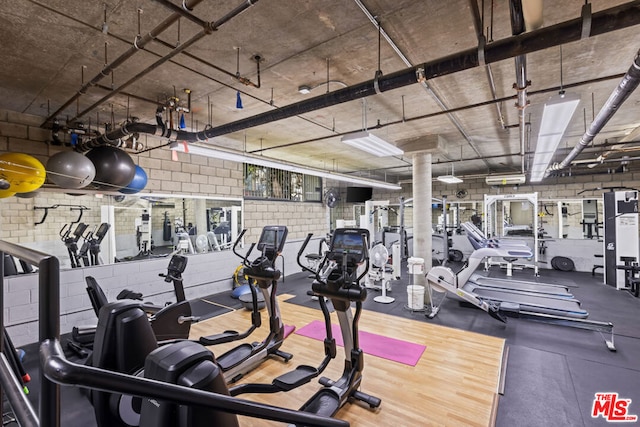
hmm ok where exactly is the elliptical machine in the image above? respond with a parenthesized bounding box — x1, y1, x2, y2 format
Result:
(296, 227, 381, 417)
(87, 226, 292, 427)
(74, 254, 196, 347)
(78, 222, 111, 266)
(84, 298, 342, 427)
(60, 222, 88, 268)
(229, 227, 381, 421)
(198, 225, 293, 382)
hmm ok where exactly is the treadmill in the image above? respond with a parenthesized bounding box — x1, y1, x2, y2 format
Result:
(461, 282, 588, 318)
(468, 273, 574, 297)
(460, 222, 576, 298)
(426, 245, 615, 350)
(442, 244, 587, 319)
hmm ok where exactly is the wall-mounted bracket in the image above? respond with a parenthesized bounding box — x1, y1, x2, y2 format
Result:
(34, 204, 90, 226)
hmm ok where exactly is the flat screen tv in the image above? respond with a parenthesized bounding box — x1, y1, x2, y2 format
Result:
(346, 186, 373, 203)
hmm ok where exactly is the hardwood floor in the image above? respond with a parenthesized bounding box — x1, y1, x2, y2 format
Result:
(190, 294, 506, 427)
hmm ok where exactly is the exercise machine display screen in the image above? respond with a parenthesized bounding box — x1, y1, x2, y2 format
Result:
(330, 228, 367, 261)
(167, 254, 188, 275)
(95, 223, 111, 240)
(257, 225, 288, 261)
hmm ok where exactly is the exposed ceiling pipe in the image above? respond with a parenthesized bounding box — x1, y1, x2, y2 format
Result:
(76, 2, 640, 154)
(573, 153, 640, 166)
(66, 0, 260, 125)
(548, 164, 628, 178)
(193, 2, 640, 140)
(512, 46, 527, 176)
(94, 84, 164, 107)
(153, 0, 262, 88)
(41, 0, 206, 127)
(368, 137, 628, 174)
(468, 0, 506, 130)
(546, 49, 640, 177)
(352, 0, 489, 167)
(578, 118, 640, 166)
(30, 0, 270, 115)
(151, 0, 208, 27)
(251, 71, 628, 155)
(510, 0, 543, 175)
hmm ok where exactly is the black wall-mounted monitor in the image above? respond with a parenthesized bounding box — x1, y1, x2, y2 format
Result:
(346, 186, 373, 203)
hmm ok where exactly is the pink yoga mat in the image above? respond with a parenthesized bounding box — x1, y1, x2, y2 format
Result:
(283, 324, 296, 339)
(295, 320, 426, 366)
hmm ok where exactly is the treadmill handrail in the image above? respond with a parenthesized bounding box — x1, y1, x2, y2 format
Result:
(469, 247, 533, 260)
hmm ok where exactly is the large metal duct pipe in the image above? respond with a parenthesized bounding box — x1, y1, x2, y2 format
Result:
(41, 0, 206, 127)
(76, 2, 640, 151)
(195, 2, 640, 140)
(546, 49, 640, 176)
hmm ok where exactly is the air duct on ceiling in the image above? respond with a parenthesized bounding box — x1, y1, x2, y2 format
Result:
(546, 50, 640, 177)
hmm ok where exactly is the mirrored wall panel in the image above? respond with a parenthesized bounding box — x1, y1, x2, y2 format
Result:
(1, 192, 242, 270)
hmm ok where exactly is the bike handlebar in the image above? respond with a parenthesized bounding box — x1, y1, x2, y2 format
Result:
(232, 229, 248, 258)
(296, 233, 315, 275)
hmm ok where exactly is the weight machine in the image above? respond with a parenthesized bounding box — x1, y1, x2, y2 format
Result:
(136, 210, 152, 254)
(604, 190, 640, 290)
(484, 193, 539, 276)
(207, 205, 241, 248)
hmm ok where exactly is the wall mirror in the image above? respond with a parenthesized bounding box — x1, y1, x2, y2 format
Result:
(538, 198, 603, 240)
(432, 200, 482, 234)
(2, 192, 243, 270)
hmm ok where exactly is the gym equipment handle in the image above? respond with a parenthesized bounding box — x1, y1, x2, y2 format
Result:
(41, 339, 349, 427)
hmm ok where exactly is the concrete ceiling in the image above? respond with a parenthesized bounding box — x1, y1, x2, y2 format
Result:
(2, 0, 640, 185)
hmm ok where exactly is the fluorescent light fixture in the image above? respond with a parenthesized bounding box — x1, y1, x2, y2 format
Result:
(341, 131, 403, 157)
(170, 142, 401, 190)
(530, 93, 580, 182)
(436, 163, 463, 184)
(437, 175, 463, 184)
